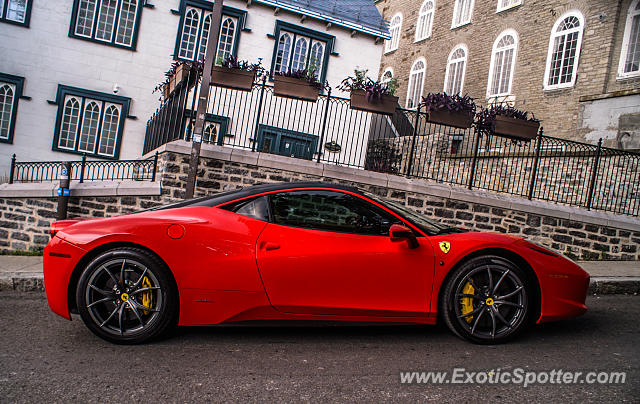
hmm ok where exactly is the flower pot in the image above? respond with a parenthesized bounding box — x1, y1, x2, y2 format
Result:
(427, 110, 473, 129)
(493, 115, 540, 140)
(273, 75, 320, 102)
(349, 90, 398, 115)
(211, 66, 256, 91)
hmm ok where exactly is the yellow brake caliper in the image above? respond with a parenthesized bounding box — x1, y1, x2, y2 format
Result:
(141, 276, 153, 315)
(460, 281, 475, 323)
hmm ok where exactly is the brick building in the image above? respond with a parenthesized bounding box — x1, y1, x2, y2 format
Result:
(375, 0, 640, 149)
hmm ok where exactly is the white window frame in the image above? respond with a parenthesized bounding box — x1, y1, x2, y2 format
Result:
(415, 1, 434, 42)
(543, 11, 585, 90)
(97, 103, 122, 157)
(74, 0, 98, 38)
(443, 44, 468, 95)
(496, 0, 522, 13)
(114, 0, 138, 47)
(58, 96, 82, 151)
(618, 0, 640, 79)
(486, 29, 518, 98)
(451, 0, 474, 29)
(385, 13, 402, 53)
(78, 100, 102, 154)
(0, 82, 16, 141)
(406, 58, 426, 109)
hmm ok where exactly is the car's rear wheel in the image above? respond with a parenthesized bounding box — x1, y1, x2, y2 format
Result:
(76, 248, 178, 344)
(441, 255, 533, 344)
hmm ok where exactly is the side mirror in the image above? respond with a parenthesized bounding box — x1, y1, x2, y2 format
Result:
(389, 224, 419, 249)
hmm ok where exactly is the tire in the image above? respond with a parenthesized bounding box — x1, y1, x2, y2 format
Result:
(441, 255, 533, 344)
(76, 247, 178, 344)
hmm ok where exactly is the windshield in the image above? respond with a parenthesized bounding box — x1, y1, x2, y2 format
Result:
(363, 192, 449, 235)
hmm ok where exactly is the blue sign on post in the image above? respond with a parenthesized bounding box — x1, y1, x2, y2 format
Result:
(57, 188, 70, 196)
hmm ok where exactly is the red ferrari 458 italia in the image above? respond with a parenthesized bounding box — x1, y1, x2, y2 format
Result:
(43, 182, 589, 344)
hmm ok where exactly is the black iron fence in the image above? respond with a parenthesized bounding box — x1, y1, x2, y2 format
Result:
(143, 74, 640, 217)
(8, 152, 159, 184)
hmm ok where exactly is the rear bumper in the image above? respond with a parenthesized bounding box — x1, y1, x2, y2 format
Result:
(43, 237, 87, 320)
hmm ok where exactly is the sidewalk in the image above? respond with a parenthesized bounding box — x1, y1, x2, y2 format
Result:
(0, 255, 638, 294)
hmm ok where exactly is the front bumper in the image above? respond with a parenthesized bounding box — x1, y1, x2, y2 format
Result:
(43, 236, 87, 320)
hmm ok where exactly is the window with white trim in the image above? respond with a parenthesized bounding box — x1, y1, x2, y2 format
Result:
(619, 0, 640, 78)
(70, 0, 141, 49)
(487, 30, 518, 97)
(543, 11, 584, 89)
(415, 1, 434, 41)
(406, 58, 426, 109)
(385, 13, 402, 52)
(1, 0, 31, 26)
(381, 68, 393, 84)
(176, 3, 243, 63)
(452, 0, 474, 28)
(497, 0, 522, 13)
(53, 86, 130, 159)
(0, 73, 23, 144)
(444, 45, 467, 95)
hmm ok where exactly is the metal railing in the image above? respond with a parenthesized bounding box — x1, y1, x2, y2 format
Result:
(8, 152, 159, 184)
(143, 73, 640, 217)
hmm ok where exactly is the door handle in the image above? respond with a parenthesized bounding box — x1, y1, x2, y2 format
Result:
(261, 242, 280, 251)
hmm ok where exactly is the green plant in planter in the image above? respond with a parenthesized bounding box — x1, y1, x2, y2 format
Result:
(338, 68, 396, 102)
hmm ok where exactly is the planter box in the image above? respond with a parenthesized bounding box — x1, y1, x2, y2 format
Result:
(211, 66, 255, 91)
(273, 75, 320, 102)
(349, 90, 398, 115)
(427, 110, 473, 129)
(493, 115, 540, 140)
(163, 83, 170, 101)
(174, 64, 198, 90)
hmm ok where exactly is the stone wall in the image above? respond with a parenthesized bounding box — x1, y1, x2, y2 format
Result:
(375, 0, 640, 146)
(1, 142, 639, 260)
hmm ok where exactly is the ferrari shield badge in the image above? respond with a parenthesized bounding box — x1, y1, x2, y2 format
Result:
(439, 241, 451, 254)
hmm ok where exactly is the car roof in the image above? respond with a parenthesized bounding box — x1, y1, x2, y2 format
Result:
(149, 182, 362, 211)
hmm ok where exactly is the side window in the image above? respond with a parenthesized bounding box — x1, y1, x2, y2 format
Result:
(225, 196, 270, 221)
(270, 190, 397, 236)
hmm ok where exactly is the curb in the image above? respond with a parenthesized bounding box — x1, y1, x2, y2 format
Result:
(2, 276, 640, 295)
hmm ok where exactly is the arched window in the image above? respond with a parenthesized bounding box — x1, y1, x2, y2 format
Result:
(544, 11, 584, 89)
(95, 0, 118, 42)
(310, 42, 325, 78)
(216, 17, 236, 62)
(407, 58, 426, 109)
(58, 96, 81, 150)
(178, 8, 200, 60)
(115, 0, 137, 46)
(274, 33, 292, 73)
(452, 0, 474, 28)
(292, 37, 308, 71)
(75, 0, 98, 37)
(487, 30, 518, 97)
(0, 83, 15, 140)
(203, 123, 217, 144)
(619, 0, 640, 77)
(78, 101, 101, 153)
(198, 13, 212, 62)
(98, 104, 120, 156)
(444, 45, 467, 95)
(381, 68, 393, 84)
(415, 1, 434, 41)
(386, 13, 402, 53)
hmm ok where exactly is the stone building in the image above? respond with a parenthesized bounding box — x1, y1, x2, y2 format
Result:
(375, 0, 640, 149)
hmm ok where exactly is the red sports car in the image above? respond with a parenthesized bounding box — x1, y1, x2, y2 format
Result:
(43, 182, 589, 344)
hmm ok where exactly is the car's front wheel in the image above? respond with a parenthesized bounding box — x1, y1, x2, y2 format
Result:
(441, 255, 533, 344)
(76, 247, 178, 344)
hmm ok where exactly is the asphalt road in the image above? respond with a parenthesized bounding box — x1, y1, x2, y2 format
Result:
(0, 292, 638, 403)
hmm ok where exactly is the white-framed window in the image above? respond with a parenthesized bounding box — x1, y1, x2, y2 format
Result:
(271, 27, 329, 79)
(292, 37, 309, 71)
(415, 1, 434, 42)
(274, 33, 292, 73)
(444, 44, 468, 95)
(176, 4, 243, 63)
(0, 82, 16, 141)
(71, 0, 139, 48)
(487, 30, 518, 97)
(406, 58, 426, 109)
(497, 0, 522, 13)
(385, 13, 402, 53)
(381, 67, 393, 83)
(543, 11, 584, 90)
(54, 86, 129, 158)
(452, 0, 474, 28)
(618, 0, 640, 78)
(1, 0, 31, 26)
